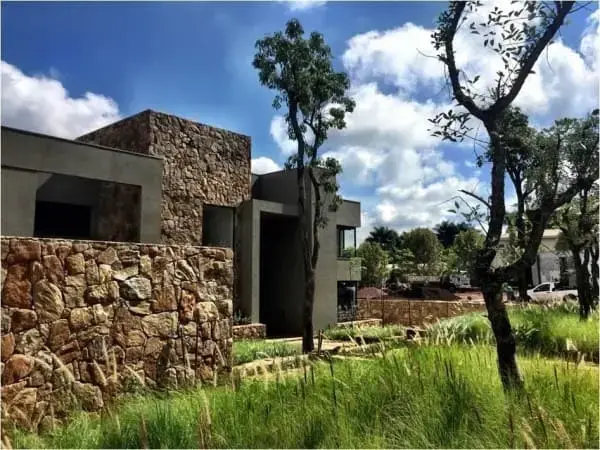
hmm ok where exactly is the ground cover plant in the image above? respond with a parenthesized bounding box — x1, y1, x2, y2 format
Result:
(10, 345, 598, 449)
(323, 324, 406, 343)
(427, 303, 599, 362)
(233, 339, 302, 365)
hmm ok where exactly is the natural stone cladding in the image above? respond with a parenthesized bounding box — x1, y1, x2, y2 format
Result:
(1, 237, 233, 430)
(357, 299, 487, 326)
(232, 323, 266, 340)
(77, 110, 252, 246)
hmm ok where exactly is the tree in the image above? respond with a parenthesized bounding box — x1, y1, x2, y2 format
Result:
(366, 226, 401, 254)
(453, 229, 484, 276)
(357, 242, 390, 287)
(401, 228, 441, 275)
(390, 247, 416, 276)
(429, 1, 594, 388)
(554, 183, 599, 318)
(434, 221, 472, 248)
(253, 19, 355, 352)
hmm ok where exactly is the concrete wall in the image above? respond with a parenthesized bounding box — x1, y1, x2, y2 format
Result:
(337, 200, 361, 228)
(1, 127, 163, 243)
(1, 237, 233, 430)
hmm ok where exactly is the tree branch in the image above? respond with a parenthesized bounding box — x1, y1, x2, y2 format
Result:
(459, 189, 491, 209)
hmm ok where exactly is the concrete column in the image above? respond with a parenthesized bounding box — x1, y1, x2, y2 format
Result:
(1, 168, 38, 237)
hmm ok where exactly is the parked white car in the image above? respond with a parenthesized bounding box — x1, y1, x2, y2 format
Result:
(526, 282, 578, 302)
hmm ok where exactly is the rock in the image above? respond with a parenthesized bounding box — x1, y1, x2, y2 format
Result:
(43, 255, 64, 285)
(121, 277, 152, 301)
(142, 312, 178, 338)
(3, 264, 32, 308)
(1, 308, 11, 333)
(97, 247, 118, 265)
(215, 299, 233, 318)
(144, 337, 164, 358)
(57, 341, 81, 364)
(179, 290, 196, 322)
(175, 259, 196, 281)
(63, 275, 87, 308)
(11, 309, 37, 333)
(125, 346, 144, 364)
(126, 330, 146, 347)
(1, 333, 15, 362)
(98, 264, 112, 283)
(66, 253, 85, 275)
(85, 260, 100, 285)
(129, 302, 152, 316)
(194, 302, 219, 322)
(15, 328, 43, 354)
(72, 382, 104, 411)
(70, 307, 94, 331)
(48, 319, 71, 351)
(9, 239, 41, 263)
(33, 280, 64, 323)
(86, 282, 119, 304)
(3, 354, 34, 384)
(112, 265, 139, 281)
(92, 304, 109, 324)
(30, 261, 45, 284)
(151, 285, 178, 312)
(139, 255, 152, 277)
(113, 307, 142, 334)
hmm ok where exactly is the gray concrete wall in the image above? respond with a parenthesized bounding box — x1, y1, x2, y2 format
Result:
(1, 127, 163, 243)
(337, 200, 361, 228)
(254, 170, 299, 205)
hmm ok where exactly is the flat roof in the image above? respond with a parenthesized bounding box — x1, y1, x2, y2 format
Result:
(1, 126, 163, 160)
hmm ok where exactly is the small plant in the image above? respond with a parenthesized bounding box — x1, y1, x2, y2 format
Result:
(233, 340, 302, 366)
(233, 310, 252, 326)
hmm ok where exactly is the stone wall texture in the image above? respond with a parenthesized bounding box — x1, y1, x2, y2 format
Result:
(1, 237, 233, 430)
(232, 323, 266, 340)
(77, 110, 252, 247)
(357, 299, 487, 327)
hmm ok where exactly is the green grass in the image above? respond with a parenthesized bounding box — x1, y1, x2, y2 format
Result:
(323, 324, 406, 342)
(427, 303, 599, 361)
(233, 339, 302, 365)
(10, 345, 598, 449)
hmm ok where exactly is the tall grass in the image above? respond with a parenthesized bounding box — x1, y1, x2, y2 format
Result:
(427, 304, 599, 361)
(233, 339, 302, 365)
(323, 324, 406, 342)
(11, 345, 598, 449)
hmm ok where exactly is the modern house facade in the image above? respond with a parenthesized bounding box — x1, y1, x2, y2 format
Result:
(1, 109, 360, 336)
(495, 229, 575, 287)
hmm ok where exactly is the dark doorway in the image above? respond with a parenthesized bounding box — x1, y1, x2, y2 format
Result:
(34, 201, 92, 239)
(259, 212, 303, 337)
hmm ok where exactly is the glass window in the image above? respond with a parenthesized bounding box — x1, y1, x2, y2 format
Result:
(337, 226, 356, 258)
(534, 283, 550, 292)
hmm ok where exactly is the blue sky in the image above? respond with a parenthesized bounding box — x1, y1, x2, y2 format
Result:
(2, 1, 598, 240)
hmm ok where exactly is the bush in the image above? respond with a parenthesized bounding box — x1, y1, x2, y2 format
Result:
(323, 324, 406, 342)
(233, 339, 301, 365)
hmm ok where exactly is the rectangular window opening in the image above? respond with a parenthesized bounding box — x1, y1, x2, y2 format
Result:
(202, 204, 235, 248)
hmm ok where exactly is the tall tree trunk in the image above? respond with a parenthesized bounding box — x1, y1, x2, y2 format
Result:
(302, 269, 316, 352)
(515, 191, 530, 302)
(517, 272, 529, 303)
(572, 249, 592, 319)
(591, 240, 599, 302)
(482, 280, 523, 389)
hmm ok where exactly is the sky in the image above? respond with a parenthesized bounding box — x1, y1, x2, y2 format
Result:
(2, 1, 599, 243)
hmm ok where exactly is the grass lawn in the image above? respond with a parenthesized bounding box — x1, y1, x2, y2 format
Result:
(427, 304, 599, 361)
(233, 339, 302, 365)
(10, 345, 598, 449)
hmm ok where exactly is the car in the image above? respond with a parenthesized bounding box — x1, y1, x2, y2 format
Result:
(526, 282, 578, 302)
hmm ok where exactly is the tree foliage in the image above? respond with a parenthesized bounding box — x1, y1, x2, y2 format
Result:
(430, 0, 583, 389)
(401, 228, 442, 275)
(453, 229, 485, 276)
(357, 242, 390, 287)
(366, 226, 402, 255)
(434, 221, 473, 248)
(253, 19, 355, 352)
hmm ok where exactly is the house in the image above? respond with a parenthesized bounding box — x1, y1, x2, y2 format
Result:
(0, 109, 361, 336)
(495, 229, 574, 287)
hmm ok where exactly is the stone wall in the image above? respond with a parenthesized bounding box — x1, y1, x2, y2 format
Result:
(357, 299, 487, 327)
(77, 110, 252, 247)
(1, 237, 233, 430)
(232, 323, 266, 340)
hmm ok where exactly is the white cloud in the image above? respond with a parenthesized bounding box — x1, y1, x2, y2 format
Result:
(251, 156, 281, 175)
(284, 0, 326, 11)
(270, 115, 298, 156)
(1, 60, 121, 138)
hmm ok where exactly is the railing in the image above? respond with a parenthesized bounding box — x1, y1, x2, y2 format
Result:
(337, 304, 359, 322)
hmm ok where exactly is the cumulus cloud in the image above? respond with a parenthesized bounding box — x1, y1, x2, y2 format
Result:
(251, 156, 281, 175)
(1, 60, 121, 138)
(284, 0, 326, 11)
(268, 6, 598, 235)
